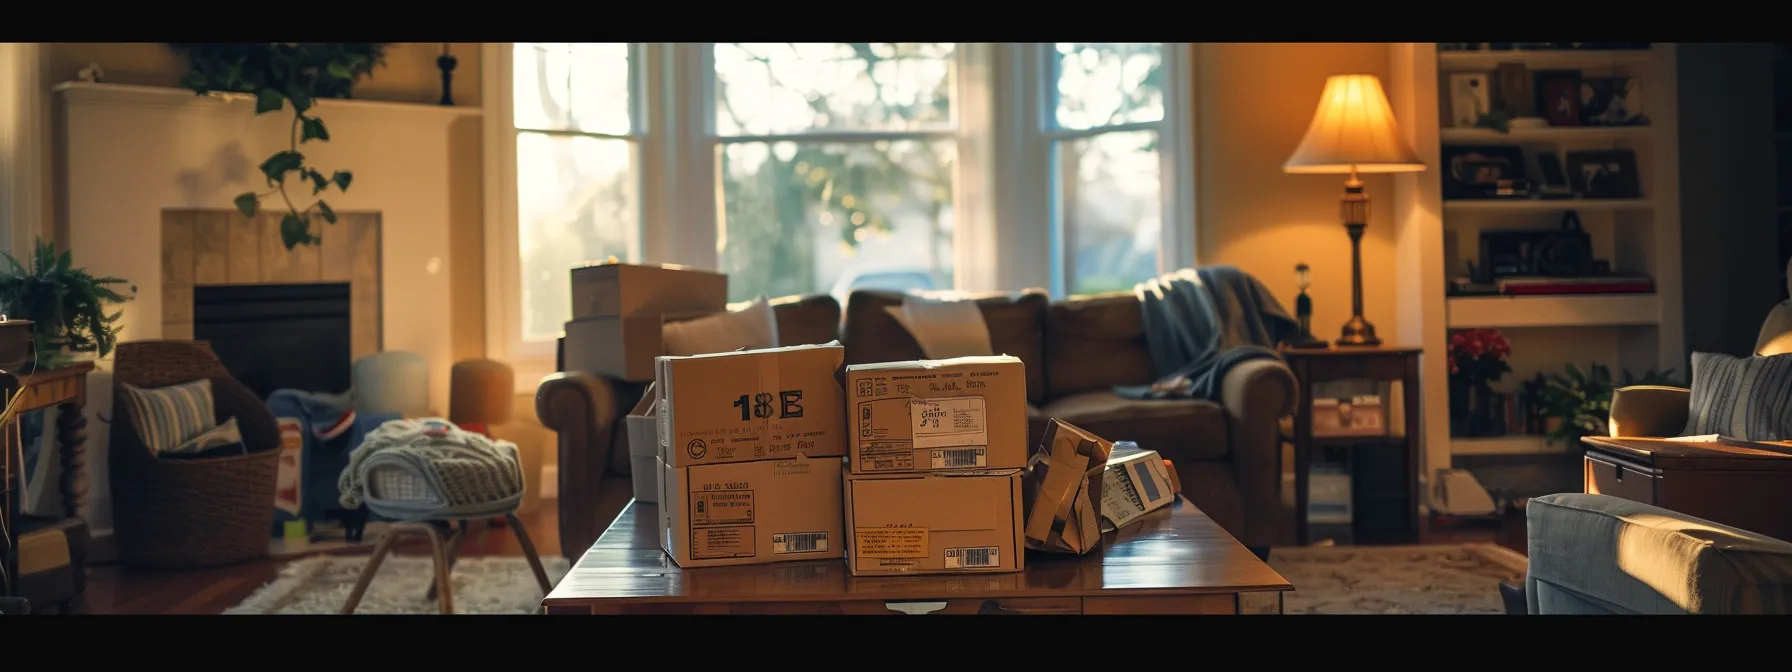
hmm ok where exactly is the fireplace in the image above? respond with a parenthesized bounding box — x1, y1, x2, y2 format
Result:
(194, 283, 353, 399)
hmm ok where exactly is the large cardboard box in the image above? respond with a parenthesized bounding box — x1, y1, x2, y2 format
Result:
(563, 312, 709, 382)
(656, 344, 848, 467)
(842, 470, 1025, 576)
(570, 261, 727, 320)
(658, 454, 845, 568)
(845, 356, 1029, 474)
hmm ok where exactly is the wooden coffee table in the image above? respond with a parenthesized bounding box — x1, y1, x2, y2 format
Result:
(543, 498, 1292, 614)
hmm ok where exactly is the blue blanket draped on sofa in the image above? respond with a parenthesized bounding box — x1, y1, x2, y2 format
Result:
(1115, 266, 1299, 401)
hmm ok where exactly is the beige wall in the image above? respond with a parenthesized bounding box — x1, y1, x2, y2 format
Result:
(1195, 43, 1401, 342)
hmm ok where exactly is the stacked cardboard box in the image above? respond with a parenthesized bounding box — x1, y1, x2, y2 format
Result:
(654, 344, 848, 568)
(841, 356, 1030, 576)
(563, 262, 727, 381)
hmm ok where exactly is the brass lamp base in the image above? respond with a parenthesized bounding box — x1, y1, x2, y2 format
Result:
(1337, 315, 1381, 347)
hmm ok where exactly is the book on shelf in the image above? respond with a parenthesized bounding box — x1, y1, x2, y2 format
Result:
(1496, 275, 1656, 295)
(1665, 435, 1792, 454)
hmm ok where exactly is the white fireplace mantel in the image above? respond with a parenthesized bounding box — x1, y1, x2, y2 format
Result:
(54, 81, 479, 538)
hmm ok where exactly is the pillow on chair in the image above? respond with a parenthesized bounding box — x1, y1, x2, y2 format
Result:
(884, 292, 996, 359)
(118, 379, 217, 455)
(662, 296, 781, 356)
(1682, 351, 1792, 441)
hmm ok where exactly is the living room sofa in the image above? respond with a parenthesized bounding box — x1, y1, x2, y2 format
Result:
(538, 287, 1298, 558)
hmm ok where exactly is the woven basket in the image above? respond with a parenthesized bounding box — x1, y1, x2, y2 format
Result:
(109, 341, 282, 569)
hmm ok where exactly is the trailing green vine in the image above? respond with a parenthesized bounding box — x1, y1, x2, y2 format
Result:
(168, 43, 390, 249)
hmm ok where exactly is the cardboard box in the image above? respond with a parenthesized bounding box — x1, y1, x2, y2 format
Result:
(1022, 419, 1112, 555)
(1098, 446, 1178, 532)
(657, 454, 845, 568)
(1312, 395, 1387, 437)
(570, 261, 727, 320)
(845, 355, 1029, 474)
(563, 312, 710, 382)
(843, 470, 1025, 575)
(656, 343, 848, 467)
(624, 385, 660, 503)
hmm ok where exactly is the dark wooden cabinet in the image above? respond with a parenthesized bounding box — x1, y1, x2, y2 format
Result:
(1582, 436, 1792, 541)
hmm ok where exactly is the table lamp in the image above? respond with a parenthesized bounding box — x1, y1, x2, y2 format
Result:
(1283, 74, 1427, 347)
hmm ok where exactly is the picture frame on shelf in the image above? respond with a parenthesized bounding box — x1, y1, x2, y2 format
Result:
(1535, 70, 1582, 127)
(1442, 145, 1529, 200)
(1533, 151, 1575, 199)
(1565, 149, 1643, 199)
(1580, 76, 1649, 126)
(1447, 73, 1492, 128)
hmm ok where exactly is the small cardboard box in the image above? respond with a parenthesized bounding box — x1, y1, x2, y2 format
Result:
(562, 311, 711, 382)
(1312, 395, 1387, 437)
(843, 470, 1025, 576)
(624, 385, 660, 503)
(656, 343, 848, 467)
(657, 454, 845, 568)
(1022, 419, 1112, 555)
(844, 355, 1029, 474)
(1098, 446, 1178, 532)
(569, 261, 728, 320)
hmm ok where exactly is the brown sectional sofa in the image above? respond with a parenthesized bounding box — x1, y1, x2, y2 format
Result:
(538, 289, 1297, 558)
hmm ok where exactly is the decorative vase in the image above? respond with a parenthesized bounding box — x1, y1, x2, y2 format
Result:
(1449, 380, 1498, 437)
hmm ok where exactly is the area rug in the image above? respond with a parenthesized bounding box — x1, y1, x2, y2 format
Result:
(1268, 543, 1526, 614)
(225, 555, 571, 615)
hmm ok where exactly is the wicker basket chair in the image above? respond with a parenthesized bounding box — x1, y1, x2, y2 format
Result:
(109, 340, 281, 569)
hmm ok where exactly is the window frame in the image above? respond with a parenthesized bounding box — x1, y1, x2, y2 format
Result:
(484, 43, 1197, 388)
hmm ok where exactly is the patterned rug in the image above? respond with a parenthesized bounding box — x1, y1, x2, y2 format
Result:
(1268, 544, 1526, 614)
(225, 555, 570, 615)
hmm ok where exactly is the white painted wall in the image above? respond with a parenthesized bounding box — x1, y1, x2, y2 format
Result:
(56, 82, 478, 535)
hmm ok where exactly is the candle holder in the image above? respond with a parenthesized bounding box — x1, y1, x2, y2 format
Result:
(1287, 263, 1330, 349)
(437, 43, 457, 106)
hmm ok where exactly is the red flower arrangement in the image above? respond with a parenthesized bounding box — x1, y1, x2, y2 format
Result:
(1447, 328, 1513, 385)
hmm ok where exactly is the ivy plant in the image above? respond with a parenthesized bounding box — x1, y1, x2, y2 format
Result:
(167, 43, 390, 249)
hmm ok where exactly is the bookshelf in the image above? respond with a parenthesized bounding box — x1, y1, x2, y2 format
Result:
(1388, 44, 1683, 477)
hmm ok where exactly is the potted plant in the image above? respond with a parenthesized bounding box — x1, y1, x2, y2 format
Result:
(166, 43, 390, 249)
(1538, 362, 1678, 444)
(0, 239, 134, 369)
(1446, 328, 1513, 437)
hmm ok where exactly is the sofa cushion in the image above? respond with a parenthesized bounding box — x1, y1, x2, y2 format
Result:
(844, 289, 1048, 405)
(1037, 390, 1229, 461)
(772, 293, 842, 346)
(1045, 292, 1157, 397)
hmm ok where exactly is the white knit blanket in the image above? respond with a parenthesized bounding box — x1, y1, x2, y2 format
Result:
(337, 418, 525, 521)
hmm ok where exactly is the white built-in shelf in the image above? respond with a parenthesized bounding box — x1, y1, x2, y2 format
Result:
(1442, 198, 1654, 212)
(1446, 294, 1662, 328)
(1450, 435, 1561, 456)
(1440, 126, 1654, 143)
(1436, 49, 1654, 71)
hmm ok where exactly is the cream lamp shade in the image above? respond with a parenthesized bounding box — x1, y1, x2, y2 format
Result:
(1284, 74, 1426, 174)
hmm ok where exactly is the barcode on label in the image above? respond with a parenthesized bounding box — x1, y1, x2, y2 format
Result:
(945, 546, 999, 569)
(930, 448, 986, 469)
(772, 531, 829, 554)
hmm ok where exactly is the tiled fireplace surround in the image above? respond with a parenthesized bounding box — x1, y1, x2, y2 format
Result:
(159, 209, 382, 358)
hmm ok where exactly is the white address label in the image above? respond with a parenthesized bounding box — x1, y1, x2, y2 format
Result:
(909, 396, 987, 450)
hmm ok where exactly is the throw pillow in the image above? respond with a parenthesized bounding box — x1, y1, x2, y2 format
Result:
(162, 417, 246, 457)
(119, 379, 218, 455)
(1682, 351, 1792, 441)
(884, 292, 995, 359)
(662, 296, 781, 356)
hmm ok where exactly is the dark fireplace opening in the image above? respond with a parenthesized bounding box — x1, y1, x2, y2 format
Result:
(194, 283, 352, 400)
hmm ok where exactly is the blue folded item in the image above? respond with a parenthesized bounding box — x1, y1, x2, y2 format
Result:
(266, 388, 403, 532)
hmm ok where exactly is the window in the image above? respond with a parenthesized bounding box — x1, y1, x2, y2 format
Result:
(484, 43, 1194, 376)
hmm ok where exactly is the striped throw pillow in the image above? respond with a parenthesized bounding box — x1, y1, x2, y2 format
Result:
(163, 417, 244, 456)
(1682, 351, 1792, 441)
(120, 379, 218, 454)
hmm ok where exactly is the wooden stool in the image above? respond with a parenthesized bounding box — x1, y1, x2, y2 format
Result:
(340, 512, 551, 615)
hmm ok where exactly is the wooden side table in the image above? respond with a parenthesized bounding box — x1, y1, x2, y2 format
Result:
(1, 361, 94, 600)
(1580, 436, 1792, 541)
(1284, 347, 1423, 546)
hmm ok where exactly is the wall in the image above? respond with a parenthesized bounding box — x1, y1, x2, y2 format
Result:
(1676, 43, 1782, 358)
(1195, 43, 1401, 341)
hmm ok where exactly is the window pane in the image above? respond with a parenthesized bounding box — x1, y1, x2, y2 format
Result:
(513, 43, 630, 134)
(1057, 130, 1161, 295)
(718, 140, 955, 303)
(714, 43, 956, 136)
(517, 133, 637, 342)
(1054, 43, 1165, 130)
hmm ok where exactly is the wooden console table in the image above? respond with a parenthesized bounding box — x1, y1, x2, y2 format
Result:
(1581, 436, 1792, 541)
(543, 498, 1291, 615)
(2, 361, 93, 600)
(1284, 346, 1424, 546)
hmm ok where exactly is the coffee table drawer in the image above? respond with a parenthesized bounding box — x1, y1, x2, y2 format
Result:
(1585, 455, 1657, 505)
(578, 597, 1078, 615)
